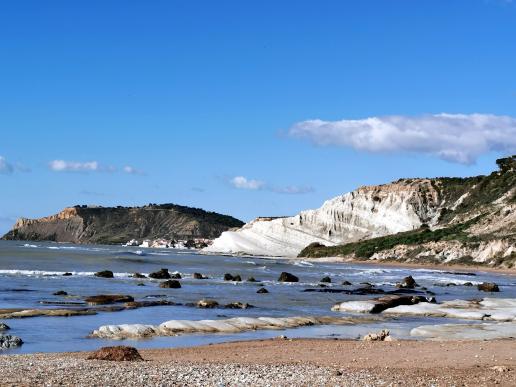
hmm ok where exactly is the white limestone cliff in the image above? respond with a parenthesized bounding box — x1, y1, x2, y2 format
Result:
(204, 179, 442, 257)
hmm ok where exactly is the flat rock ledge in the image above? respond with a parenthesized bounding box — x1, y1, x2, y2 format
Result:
(90, 315, 377, 340)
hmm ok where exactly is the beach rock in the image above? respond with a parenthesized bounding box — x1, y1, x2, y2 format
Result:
(320, 276, 331, 283)
(148, 268, 171, 279)
(332, 295, 432, 314)
(363, 329, 393, 342)
(159, 280, 181, 289)
(247, 277, 257, 282)
(0, 334, 23, 349)
(396, 276, 417, 289)
(196, 299, 219, 308)
(278, 272, 299, 282)
(341, 281, 352, 286)
(87, 346, 143, 361)
(53, 290, 68, 296)
(224, 274, 242, 281)
(257, 287, 269, 294)
(131, 273, 146, 279)
(478, 282, 500, 292)
(62, 272, 73, 276)
(169, 273, 182, 279)
(0, 323, 10, 331)
(225, 302, 254, 309)
(94, 270, 114, 278)
(193, 272, 208, 279)
(85, 295, 134, 305)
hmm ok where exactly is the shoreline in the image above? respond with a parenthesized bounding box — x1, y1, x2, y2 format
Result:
(1, 338, 515, 386)
(304, 256, 516, 275)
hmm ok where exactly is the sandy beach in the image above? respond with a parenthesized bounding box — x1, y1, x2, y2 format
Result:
(1, 338, 515, 386)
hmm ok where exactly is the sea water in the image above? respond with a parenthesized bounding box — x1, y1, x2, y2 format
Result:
(0, 240, 515, 353)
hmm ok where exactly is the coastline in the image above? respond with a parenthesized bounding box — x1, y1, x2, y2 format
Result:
(1, 338, 515, 386)
(304, 256, 516, 275)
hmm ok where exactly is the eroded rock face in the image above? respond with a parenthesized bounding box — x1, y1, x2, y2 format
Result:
(0, 335, 23, 349)
(278, 272, 299, 282)
(87, 346, 143, 361)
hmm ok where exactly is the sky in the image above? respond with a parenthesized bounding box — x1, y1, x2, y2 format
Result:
(1, 0, 516, 233)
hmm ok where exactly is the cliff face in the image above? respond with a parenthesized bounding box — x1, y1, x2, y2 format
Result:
(205, 156, 515, 267)
(2, 204, 244, 244)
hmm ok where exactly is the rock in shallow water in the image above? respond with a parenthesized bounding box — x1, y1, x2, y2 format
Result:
(87, 346, 143, 361)
(0, 334, 23, 349)
(478, 282, 500, 292)
(149, 268, 171, 279)
(85, 295, 134, 305)
(159, 280, 181, 289)
(94, 270, 114, 279)
(278, 272, 299, 282)
(0, 323, 10, 331)
(257, 287, 269, 294)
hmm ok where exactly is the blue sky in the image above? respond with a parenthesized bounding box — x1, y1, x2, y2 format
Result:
(1, 0, 516, 233)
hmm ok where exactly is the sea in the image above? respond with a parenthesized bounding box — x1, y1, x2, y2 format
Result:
(1, 240, 515, 354)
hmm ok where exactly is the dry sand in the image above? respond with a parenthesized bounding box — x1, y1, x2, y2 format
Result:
(1, 338, 515, 386)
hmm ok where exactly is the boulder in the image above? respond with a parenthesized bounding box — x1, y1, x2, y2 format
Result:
(341, 281, 352, 286)
(170, 273, 182, 279)
(320, 276, 331, 283)
(0, 334, 23, 349)
(196, 299, 219, 308)
(131, 273, 146, 279)
(94, 270, 114, 278)
(257, 287, 269, 294)
(62, 272, 73, 276)
(363, 329, 393, 342)
(87, 346, 143, 361)
(225, 302, 254, 309)
(0, 323, 10, 331)
(223, 274, 242, 281)
(478, 282, 500, 292)
(278, 272, 299, 282)
(193, 273, 208, 279)
(148, 268, 171, 279)
(85, 295, 134, 305)
(159, 280, 181, 289)
(396, 276, 417, 289)
(247, 277, 257, 282)
(53, 290, 68, 296)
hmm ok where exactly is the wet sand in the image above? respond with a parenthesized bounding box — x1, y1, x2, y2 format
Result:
(1, 338, 515, 386)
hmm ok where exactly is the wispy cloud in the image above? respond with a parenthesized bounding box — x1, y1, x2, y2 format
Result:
(0, 156, 30, 174)
(288, 113, 516, 164)
(123, 165, 146, 175)
(49, 160, 144, 175)
(229, 176, 314, 195)
(79, 190, 107, 197)
(230, 176, 265, 190)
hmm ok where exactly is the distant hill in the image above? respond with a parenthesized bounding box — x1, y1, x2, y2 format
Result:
(2, 203, 244, 244)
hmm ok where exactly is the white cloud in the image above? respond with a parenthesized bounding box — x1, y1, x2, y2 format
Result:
(288, 113, 516, 164)
(0, 156, 14, 174)
(49, 160, 103, 172)
(123, 165, 145, 175)
(230, 176, 314, 195)
(230, 176, 265, 190)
